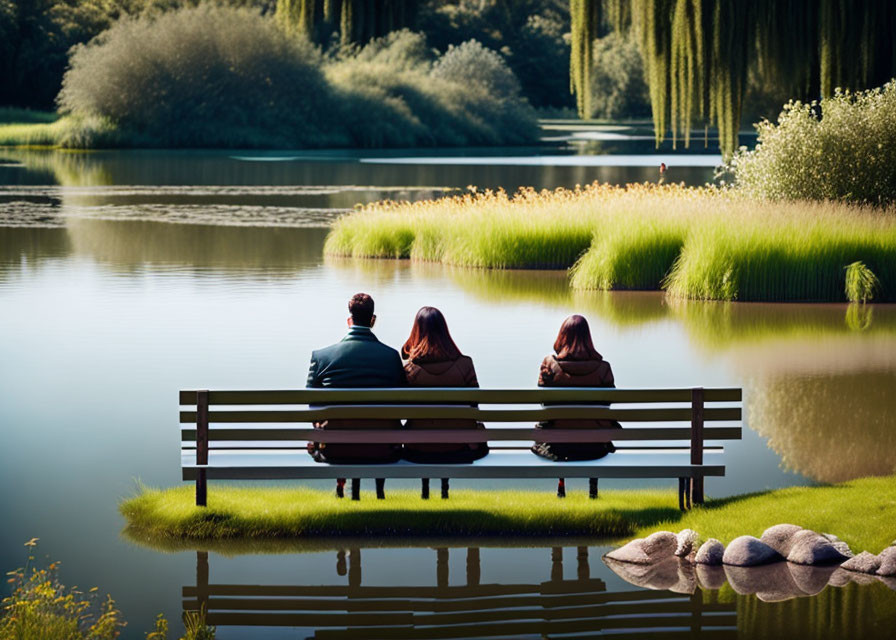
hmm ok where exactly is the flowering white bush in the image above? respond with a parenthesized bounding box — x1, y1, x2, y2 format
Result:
(726, 81, 896, 205)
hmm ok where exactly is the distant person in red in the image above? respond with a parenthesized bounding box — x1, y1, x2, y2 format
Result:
(659, 162, 667, 184)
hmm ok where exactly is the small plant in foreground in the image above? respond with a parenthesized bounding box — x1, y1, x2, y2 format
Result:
(1, 539, 125, 640)
(1, 540, 215, 640)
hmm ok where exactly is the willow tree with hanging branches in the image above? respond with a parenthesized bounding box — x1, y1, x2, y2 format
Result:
(571, 0, 896, 156)
(276, 0, 419, 45)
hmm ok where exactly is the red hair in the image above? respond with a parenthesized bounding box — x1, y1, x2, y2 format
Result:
(402, 307, 462, 362)
(553, 315, 601, 360)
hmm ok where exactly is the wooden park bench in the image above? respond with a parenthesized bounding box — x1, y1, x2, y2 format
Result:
(180, 387, 741, 510)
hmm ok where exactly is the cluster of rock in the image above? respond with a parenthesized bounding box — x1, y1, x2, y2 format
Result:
(603, 525, 896, 601)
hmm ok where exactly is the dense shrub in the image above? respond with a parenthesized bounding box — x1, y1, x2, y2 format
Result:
(326, 31, 538, 147)
(727, 81, 896, 205)
(432, 39, 522, 100)
(59, 4, 345, 147)
(58, 11, 537, 148)
(589, 32, 651, 120)
(420, 0, 572, 110)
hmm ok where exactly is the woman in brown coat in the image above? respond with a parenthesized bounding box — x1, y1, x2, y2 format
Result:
(402, 306, 488, 499)
(533, 314, 621, 498)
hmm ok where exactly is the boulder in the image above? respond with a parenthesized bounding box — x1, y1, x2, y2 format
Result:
(760, 524, 803, 556)
(696, 564, 727, 590)
(878, 576, 896, 591)
(605, 531, 677, 565)
(877, 546, 896, 576)
(695, 539, 725, 565)
(722, 536, 783, 567)
(605, 539, 651, 564)
(675, 529, 698, 558)
(643, 531, 679, 557)
(821, 533, 854, 559)
(841, 551, 881, 575)
(786, 530, 850, 565)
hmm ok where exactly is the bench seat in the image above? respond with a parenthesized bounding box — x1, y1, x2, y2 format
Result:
(182, 449, 726, 480)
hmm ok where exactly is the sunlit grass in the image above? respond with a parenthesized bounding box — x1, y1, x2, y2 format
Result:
(122, 485, 678, 541)
(639, 475, 896, 554)
(122, 476, 896, 555)
(325, 183, 896, 302)
(0, 115, 121, 148)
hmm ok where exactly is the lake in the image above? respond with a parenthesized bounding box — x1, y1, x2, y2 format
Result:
(1, 141, 894, 638)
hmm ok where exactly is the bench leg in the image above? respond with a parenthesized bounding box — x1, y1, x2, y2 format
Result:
(678, 478, 687, 511)
(691, 477, 705, 505)
(336, 478, 346, 499)
(589, 478, 598, 499)
(421, 478, 430, 500)
(557, 478, 566, 498)
(351, 478, 360, 501)
(196, 469, 207, 507)
(441, 478, 449, 499)
(376, 478, 385, 500)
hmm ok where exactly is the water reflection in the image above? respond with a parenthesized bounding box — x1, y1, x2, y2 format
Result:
(183, 546, 896, 639)
(185, 547, 737, 639)
(3, 221, 894, 486)
(0, 147, 715, 193)
(747, 372, 896, 482)
(65, 219, 328, 274)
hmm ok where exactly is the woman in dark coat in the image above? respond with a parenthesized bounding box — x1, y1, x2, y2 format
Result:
(533, 314, 621, 498)
(402, 306, 488, 498)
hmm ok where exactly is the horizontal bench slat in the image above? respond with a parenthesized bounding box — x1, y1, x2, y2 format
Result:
(179, 407, 741, 423)
(180, 427, 741, 443)
(184, 465, 726, 480)
(180, 450, 727, 480)
(179, 388, 741, 405)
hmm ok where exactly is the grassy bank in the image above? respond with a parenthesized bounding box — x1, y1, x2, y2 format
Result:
(122, 475, 896, 555)
(324, 183, 896, 302)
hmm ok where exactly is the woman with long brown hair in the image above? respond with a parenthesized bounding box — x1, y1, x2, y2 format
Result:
(402, 306, 488, 498)
(533, 314, 621, 498)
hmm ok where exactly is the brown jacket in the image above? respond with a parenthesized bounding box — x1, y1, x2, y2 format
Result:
(534, 354, 620, 461)
(403, 355, 487, 459)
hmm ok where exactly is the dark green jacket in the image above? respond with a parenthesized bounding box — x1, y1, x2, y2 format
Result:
(306, 325, 406, 388)
(305, 325, 405, 462)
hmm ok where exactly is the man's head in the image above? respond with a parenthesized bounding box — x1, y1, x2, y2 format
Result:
(348, 293, 375, 328)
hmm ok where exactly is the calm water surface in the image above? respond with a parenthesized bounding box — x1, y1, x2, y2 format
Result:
(1, 146, 894, 638)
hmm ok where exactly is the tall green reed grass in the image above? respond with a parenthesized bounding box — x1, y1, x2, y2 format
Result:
(325, 183, 896, 302)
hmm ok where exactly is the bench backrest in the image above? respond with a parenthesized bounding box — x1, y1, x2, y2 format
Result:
(180, 386, 741, 450)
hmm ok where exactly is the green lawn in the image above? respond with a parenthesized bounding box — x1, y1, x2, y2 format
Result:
(122, 475, 896, 555)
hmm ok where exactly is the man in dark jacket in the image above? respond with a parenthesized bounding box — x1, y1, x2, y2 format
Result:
(306, 293, 405, 499)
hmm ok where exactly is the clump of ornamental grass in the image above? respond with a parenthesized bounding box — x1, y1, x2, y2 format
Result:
(844, 261, 879, 303)
(326, 182, 896, 302)
(726, 81, 896, 205)
(664, 199, 896, 301)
